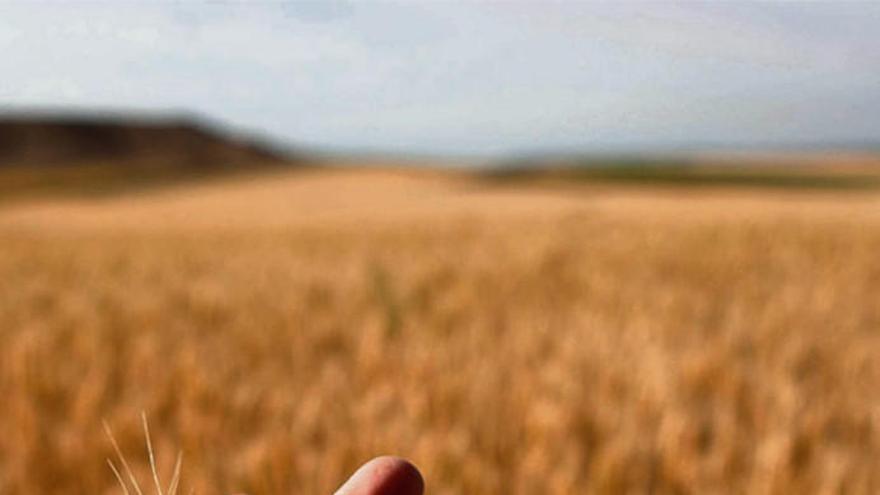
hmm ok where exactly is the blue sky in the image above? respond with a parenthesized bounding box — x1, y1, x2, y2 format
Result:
(1, 2, 878, 156)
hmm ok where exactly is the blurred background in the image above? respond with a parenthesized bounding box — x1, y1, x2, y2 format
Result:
(1, 2, 879, 494)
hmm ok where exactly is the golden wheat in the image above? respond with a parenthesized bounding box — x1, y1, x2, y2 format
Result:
(0, 169, 878, 494)
(103, 413, 183, 495)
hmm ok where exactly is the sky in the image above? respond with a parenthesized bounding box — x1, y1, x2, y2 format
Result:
(0, 1, 879, 156)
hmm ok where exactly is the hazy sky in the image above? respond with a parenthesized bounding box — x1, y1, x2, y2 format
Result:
(1, 2, 878, 156)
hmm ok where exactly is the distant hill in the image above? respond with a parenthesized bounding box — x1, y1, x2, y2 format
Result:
(484, 151, 880, 191)
(0, 113, 305, 201)
(0, 113, 288, 167)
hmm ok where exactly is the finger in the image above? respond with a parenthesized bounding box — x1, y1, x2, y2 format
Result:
(333, 456, 424, 495)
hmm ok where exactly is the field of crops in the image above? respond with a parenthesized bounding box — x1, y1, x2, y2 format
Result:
(1, 167, 878, 494)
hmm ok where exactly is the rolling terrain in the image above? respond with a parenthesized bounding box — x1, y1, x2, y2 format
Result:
(489, 151, 880, 190)
(0, 114, 293, 202)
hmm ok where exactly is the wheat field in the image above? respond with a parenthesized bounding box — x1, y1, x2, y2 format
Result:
(1, 166, 879, 494)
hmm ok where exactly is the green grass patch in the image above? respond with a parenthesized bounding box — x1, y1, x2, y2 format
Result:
(486, 159, 880, 190)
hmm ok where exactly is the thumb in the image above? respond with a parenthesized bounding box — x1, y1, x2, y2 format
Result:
(333, 456, 424, 495)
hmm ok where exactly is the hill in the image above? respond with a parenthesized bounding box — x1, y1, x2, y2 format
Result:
(0, 113, 286, 167)
(0, 112, 298, 200)
(487, 152, 880, 190)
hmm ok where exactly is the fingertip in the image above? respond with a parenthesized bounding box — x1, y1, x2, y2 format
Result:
(335, 456, 424, 495)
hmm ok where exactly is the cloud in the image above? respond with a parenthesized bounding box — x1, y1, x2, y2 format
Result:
(0, 2, 877, 155)
(279, 1, 354, 23)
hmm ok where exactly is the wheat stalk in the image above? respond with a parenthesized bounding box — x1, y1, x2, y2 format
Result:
(104, 414, 184, 495)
